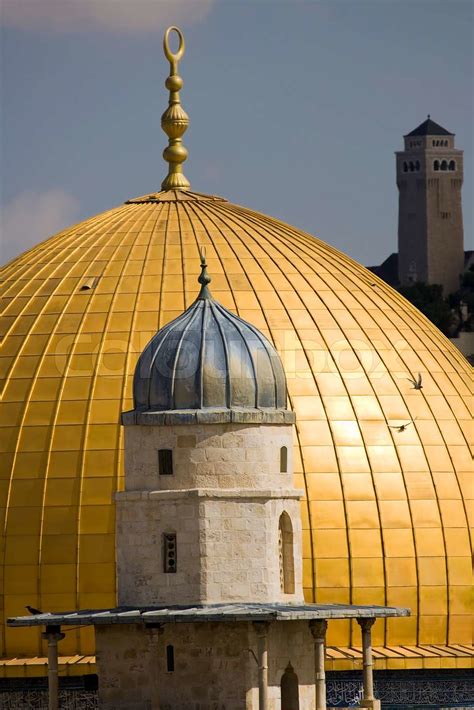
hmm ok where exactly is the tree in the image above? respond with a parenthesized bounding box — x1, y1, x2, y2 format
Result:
(397, 282, 454, 335)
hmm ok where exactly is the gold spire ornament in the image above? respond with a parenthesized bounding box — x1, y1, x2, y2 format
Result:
(197, 246, 212, 299)
(161, 27, 190, 191)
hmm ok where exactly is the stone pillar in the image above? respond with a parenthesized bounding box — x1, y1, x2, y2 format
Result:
(253, 622, 270, 710)
(146, 624, 163, 709)
(42, 625, 65, 710)
(357, 618, 380, 710)
(310, 619, 327, 710)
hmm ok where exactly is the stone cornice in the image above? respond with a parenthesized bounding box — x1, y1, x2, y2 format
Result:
(122, 408, 295, 426)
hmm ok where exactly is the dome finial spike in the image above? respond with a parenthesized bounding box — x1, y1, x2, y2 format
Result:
(197, 246, 212, 299)
(161, 26, 190, 191)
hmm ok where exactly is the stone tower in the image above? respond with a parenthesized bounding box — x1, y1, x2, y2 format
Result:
(116, 252, 303, 607)
(396, 116, 464, 295)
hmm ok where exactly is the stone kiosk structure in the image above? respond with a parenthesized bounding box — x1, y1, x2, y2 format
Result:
(8, 252, 408, 710)
(7, 27, 411, 710)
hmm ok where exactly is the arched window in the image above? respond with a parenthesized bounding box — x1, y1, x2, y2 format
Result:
(433, 160, 440, 171)
(432, 140, 436, 146)
(415, 160, 420, 171)
(441, 160, 448, 171)
(281, 663, 299, 710)
(280, 446, 288, 473)
(409, 161, 414, 172)
(449, 160, 456, 171)
(403, 161, 408, 173)
(278, 512, 295, 594)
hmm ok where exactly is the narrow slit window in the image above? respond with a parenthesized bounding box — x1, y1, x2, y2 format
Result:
(158, 449, 173, 475)
(166, 645, 175, 672)
(278, 512, 295, 594)
(280, 446, 288, 473)
(163, 533, 177, 573)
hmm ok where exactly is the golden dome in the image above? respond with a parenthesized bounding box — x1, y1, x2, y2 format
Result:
(0, 187, 471, 665)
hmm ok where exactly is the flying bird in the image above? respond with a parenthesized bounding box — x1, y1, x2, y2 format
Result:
(407, 373, 423, 390)
(25, 605, 43, 615)
(389, 419, 415, 432)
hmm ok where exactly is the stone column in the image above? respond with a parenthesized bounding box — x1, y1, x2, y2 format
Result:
(146, 624, 163, 709)
(42, 625, 65, 710)
(309, 619, 327, 710)
(253, 622, 270, 710)
(357, 618, 380, 710)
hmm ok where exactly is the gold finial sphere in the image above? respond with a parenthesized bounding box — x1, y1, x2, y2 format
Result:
(161, 26, 190, 191)
(165, 75, 183, 92)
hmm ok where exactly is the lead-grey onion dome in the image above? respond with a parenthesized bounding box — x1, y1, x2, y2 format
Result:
(132, 252, 289, 412)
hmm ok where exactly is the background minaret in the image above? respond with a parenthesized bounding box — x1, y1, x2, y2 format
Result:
(396, 116, 464, 295)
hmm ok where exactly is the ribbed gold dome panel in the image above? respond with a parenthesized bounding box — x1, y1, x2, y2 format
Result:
(0, 194, 471, 662)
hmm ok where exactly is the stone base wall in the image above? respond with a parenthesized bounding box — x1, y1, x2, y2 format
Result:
(117, 421, 304, 606)
(116, 491, 303, 606)
(95, 621, 317, 710)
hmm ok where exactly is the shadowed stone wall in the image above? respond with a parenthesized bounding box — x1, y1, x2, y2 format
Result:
(95, 621, 317, 710)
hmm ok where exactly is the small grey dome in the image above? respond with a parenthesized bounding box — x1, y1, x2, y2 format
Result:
(133, 254, 288, 412)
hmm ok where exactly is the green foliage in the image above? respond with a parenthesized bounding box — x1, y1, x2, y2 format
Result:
(461, 269, 474, 289)
(397, 282, 453, 335)
(398, 269, 474, 336)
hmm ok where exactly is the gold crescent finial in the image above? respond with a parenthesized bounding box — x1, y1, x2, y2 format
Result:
(164, 26, 185, 66)
(161, 26, 190, 191)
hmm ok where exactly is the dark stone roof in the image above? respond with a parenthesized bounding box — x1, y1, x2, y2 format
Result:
(7, 603, 410, 627)
(405, 117, 453, 137)
(368, 252, 399, 287)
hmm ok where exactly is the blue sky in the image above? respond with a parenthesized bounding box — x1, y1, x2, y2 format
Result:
(1, 0, 472, 265)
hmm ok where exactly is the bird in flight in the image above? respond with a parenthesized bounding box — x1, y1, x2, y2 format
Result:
(389, 419, 416, 432)
(407, 373, 423, 390)
(25, 605, 43, 615)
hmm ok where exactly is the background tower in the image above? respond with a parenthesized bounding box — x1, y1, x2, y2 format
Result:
(396, 116, 464, 294)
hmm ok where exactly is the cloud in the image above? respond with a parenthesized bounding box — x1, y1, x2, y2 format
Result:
(1, 0, 215, 34)
(0, 189, 79, 265)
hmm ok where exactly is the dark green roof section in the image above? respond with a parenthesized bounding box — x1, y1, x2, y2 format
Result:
(405, 117, 453, 137)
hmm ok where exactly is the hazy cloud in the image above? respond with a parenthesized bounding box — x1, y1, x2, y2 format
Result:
(1, 0, 215, 34)
(0, 189, 79, 265)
